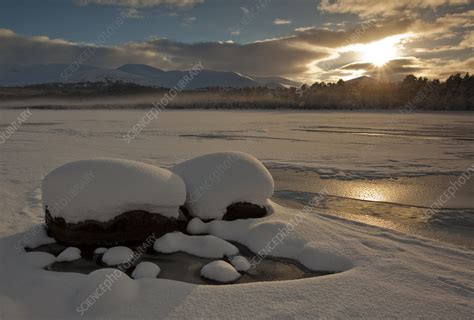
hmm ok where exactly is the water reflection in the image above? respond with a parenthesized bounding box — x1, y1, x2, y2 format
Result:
(351, 186, 387, 202)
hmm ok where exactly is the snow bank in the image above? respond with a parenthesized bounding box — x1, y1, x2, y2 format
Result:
(172, 152, 274, 220)
(201, 260, 241, 283)
(56, 247, 81, 262)
(229, 255, 250, 271)
(1, 203, 473, 319)
(132, 262, 161, 279)
(186, 212, 353, 272)
(42, 159, 186, 223)
(102, 246, 134, 266)
(154, 232, 238, 258)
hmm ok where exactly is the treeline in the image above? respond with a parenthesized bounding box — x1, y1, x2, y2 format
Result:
(0, 73, 473, 110)
(294, 73, 474, 110)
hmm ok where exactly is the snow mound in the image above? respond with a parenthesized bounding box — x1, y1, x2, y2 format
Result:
(102, 246, 134, 266)
(172, 152, 274, 220)
(229, 255, 250, 271)
(154, 232, 238, 258)
(56, 247, 81, 262)
(132, 262, 161, 279)
(201, 260, 241, 283)
(186, 206, 353, 272)
(94, 247, 108, 254)
(187, 217, 207, 234)
(42, 158, 185, 223)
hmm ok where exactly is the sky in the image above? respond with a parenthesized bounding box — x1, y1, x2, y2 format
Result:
(0, 0, 473, 82)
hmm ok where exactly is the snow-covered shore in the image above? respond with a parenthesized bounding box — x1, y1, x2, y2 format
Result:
(0, 203, 472, 319)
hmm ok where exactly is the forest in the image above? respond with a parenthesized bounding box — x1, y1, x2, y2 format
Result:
(0, 73, 473, 111)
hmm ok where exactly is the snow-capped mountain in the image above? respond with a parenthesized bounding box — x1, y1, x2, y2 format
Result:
(0, 63, 300, 88)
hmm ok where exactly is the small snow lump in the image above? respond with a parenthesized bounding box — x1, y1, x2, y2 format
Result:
(132, 262, 161, 279)
(201, 260, 241, 283)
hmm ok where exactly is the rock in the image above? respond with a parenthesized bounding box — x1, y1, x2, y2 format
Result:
(45, 209, 186, 247)
(222, 202, 268, 221)
(172, 151, 274, 220)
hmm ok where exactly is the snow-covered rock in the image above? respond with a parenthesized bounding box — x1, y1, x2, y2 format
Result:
(102, 246, 135, 266)
(200, 260, 241, 283)
(187, 217, 207, 234)
(42, 158, 185, 223)
(132, 262, 161, 279)
(229, 255, 250, 271)
(94, 247, 108, 255)
(172, 152, 274, 220)
(56, 247, 81, 262)
(154, 232, 238, 258)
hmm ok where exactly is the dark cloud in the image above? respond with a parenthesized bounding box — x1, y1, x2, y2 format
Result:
(75, 0, 202, 7)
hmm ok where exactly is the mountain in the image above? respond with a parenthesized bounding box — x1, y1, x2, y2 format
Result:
(0, 63, 301, 89)
(251, 76, 302, 88)
(344, 76, 379, 87)
(117, 64, 260, 89)
(0, 64, 153, 87)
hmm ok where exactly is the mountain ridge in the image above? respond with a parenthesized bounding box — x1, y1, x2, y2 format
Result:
(0, 63, 302, 89)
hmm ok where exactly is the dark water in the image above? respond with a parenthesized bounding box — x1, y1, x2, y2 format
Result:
(270, 168, 474, 250)
(32, 242, 332, 285)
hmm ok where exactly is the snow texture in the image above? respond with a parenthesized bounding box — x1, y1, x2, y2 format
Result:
(229, 255, 250, 272)
(132, 262, 161, 279)
(200, 260, 241, 283)
(56, 247, 81, 262)
(154, 232, 239, 258)
(42, 158, 186, 223)
(101, 246, 135, 266)
(172, 152, 274, 220)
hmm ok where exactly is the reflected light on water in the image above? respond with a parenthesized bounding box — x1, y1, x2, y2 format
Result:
(352, 186, 387, 202)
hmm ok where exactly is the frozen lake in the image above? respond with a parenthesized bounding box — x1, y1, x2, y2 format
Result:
(0, 109, 473, 247)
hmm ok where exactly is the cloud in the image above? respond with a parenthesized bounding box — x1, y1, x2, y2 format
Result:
(0, 6, 472, 83)
(119, 8, 142, 18)
(75, 0, 202, 8)
(181, 16, 196, 26)
(319, 0, 470, 17)
(240, 7, 250, 15)
(273, 19, 292, 25)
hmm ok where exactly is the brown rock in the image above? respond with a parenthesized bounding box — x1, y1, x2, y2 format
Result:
(222, 202, 268, 221)
(45, 209, 186, 247)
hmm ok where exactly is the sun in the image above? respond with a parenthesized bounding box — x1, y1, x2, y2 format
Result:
(359, 34, 410, 67)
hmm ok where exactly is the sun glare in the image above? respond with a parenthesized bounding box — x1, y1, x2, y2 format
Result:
(358, 34, 411, 67)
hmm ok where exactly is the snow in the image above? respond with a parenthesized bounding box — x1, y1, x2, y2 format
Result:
(200, 260, 241, 283)
(153, 232, 239, 258)
(0, 110, 473, 319)
(14, 224, 56, 251)
(229, 255, 250, 272)
(56, 247, 81, 262)
(42, 158, 186, 223)
(172, 152, 274, 220)
(132, 262, 161, 279)
(185, 206, 353, 272)
(186, 217, 207, 234)
(0, 204, 473, 318)
(0, 63, 297, 88)
(101, 246, 135, 266)
(94, 247, 108, 254)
